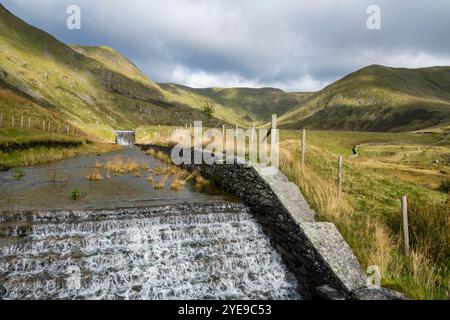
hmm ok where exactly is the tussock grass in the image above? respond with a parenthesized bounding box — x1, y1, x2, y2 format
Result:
(99, 157, 141, 175)
(405, 198, 450, 266)
(153, 175, 168, 190)
(87, 168, 103, 181)
(171, 178, 186, 191)
(278, 130, 450, 299)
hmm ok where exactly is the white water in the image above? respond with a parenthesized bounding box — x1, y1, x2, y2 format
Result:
(0, 204, 301, 300)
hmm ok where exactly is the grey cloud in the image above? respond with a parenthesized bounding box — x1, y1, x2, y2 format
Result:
(3, 0, 450, 91)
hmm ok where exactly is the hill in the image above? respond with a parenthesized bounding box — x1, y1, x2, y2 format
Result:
(278, 65, 450, 132)
(0, 4, 222, 141)
(160, 83, 312, 126)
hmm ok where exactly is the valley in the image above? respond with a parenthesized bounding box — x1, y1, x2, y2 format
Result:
(0, 2, 449, 301)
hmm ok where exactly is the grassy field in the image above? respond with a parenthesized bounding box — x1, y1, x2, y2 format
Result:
(278, 130, 449, 299)
(151, 126, 449, 299)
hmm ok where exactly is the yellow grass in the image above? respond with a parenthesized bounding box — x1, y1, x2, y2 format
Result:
(153, 175, 168, 190)
(87, 168, 103, 181)
(171, 178, 186, 191)
(278, 136, 449, 300)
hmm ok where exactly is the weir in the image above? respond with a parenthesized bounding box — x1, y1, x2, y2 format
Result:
(0, 149, 301, 300)
(0, 204, 300, 300)
(115, 130, 136, 146)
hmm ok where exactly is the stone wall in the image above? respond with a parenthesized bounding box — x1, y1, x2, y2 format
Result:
(141, 145, 406, 300)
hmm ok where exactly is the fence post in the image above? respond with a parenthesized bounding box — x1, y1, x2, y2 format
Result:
(28, 117, 31, 130)
(301, 129, 306, 168)
(20, 116, 24, 129)
(0, 113, 3, 128)
(251, 122, 255, 142)
(42, 120, 45, 132)
(401, 195, 410, 256)
(338, 156, 343, 199)
(12, 116, 15, 128)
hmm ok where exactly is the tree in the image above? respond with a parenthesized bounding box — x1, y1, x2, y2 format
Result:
(201, 100, 215, 120)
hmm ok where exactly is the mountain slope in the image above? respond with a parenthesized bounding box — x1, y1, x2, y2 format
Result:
(160, 83, 312, 126)
(0, 4, 222, 140)
(278, 65, 450, 132)
(70, 45, 160, 89)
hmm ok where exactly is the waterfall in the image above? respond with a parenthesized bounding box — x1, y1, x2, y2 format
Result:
(115, 131, 135, 146)
(0, 203, 301, 300)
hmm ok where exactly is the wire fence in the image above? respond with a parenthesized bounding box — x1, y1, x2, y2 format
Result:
(0, 113, 83, 135)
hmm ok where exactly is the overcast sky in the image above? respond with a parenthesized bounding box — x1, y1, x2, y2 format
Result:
(3, 0, 450, 91)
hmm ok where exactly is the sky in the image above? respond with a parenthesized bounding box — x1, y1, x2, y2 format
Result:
(2, 0, 450, 92)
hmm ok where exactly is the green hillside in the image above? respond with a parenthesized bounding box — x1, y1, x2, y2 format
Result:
(160, 83, 312, 126)
(70, 45, 159, 89)
(2, 3, 450, 137)
(278, 65, 450, 132)
(0, 4, 222, 142)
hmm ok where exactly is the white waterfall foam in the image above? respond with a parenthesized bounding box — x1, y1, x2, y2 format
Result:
(0, 204, 301, 300)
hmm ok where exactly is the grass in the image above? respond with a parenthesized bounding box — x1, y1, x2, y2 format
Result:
(0, 129, 121, 168)
(150, 125, 450, 299)
(171, 178, 186, 191)
(153, 175, 168, 190)
(13, 168, 24, 180)
(98, 157, 141, 175)
(87, 168, 103, 181)
(69, 188, 87, 200)
(160, 84, 310, 125)
(278, 130, 450, 299)
(439, 179, 450, 193)
(278, 65, 450, 132)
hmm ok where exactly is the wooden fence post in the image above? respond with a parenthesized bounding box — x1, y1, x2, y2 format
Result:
(28, 117, 31, 130)
(0, 113, 3, 128)
(401, 195, 410, 256)
(338, 156, 343, 199)
(12, 116, 15, 128)
(251, 122, 255, 143)
(20, 116, 24, 129)
(42, 120, 45, 132)
(301, 129, 306, 168)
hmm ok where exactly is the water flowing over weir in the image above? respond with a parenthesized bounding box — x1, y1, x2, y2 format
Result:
(0, 204, 300, 300)
(0, 149, 301, 300)
(115, 131, 135, 146)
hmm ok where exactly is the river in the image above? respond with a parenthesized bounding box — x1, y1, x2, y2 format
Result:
(0, 148, 301, 300)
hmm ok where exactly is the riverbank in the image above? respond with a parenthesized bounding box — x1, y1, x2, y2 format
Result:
(0, 129, 121, 169)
